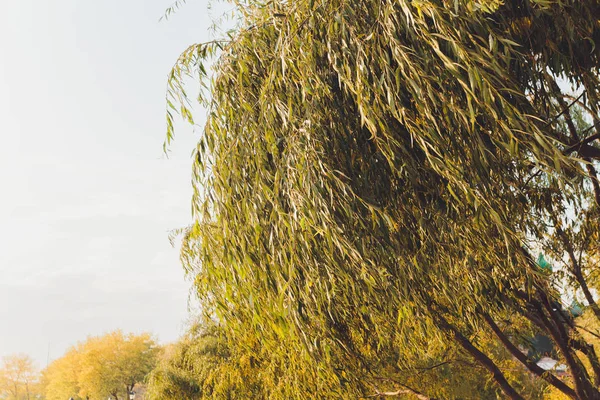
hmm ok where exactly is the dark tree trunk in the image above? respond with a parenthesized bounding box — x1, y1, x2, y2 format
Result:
(433, 313, 525, 400)
(482, 313, 576, 398)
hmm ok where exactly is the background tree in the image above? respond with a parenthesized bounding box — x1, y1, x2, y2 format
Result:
(42, 345, 83, 400)
(0, 354, 41, 400)
(167, 0, 600, 398)
(146, 323, 265, 399)
(43, 331, 158, 400)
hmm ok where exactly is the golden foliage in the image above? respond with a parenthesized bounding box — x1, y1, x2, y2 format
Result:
(43, 331, 158, 400)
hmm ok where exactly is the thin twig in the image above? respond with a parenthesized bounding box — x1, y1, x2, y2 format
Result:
(369, 377, 436, 399)
(576, 324, 600, 341)
(547, 91, 587, 127)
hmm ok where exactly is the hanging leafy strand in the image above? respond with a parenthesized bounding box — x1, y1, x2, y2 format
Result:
(168, 0, 600, 398)
(161, 0, 189, 21)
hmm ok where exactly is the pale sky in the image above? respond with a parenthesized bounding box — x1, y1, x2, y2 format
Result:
(0, 0, 219, 367)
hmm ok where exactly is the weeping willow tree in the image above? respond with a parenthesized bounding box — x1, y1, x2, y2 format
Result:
(166, 0, 600, 398)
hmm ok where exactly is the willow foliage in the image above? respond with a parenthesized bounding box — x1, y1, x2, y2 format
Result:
(168, 0, 600, 398)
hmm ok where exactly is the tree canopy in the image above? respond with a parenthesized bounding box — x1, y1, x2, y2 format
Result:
(0, 354, 41, 400)
(146, 323, 266, 399)
(43, 331, 158, 400)
(167, 0, 600, 398)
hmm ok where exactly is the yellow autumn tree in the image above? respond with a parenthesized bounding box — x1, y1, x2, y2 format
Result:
(43, 331, 159, 400)
(42, 345, 83, 400)
(0, 354, 41, 400)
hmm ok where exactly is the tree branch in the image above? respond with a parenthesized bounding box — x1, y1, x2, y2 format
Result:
(556, 226, 600, 322)
(432, 312, 525, 400)
(370, 377, 437, 399)
(481, 313, 576, 398)
(564, 131, 600, 155)
(536, 289, 600, 398)
(564, 94, 598, 120)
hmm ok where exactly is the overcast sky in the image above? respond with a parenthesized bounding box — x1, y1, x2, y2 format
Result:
(0, 0, 221, 367)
